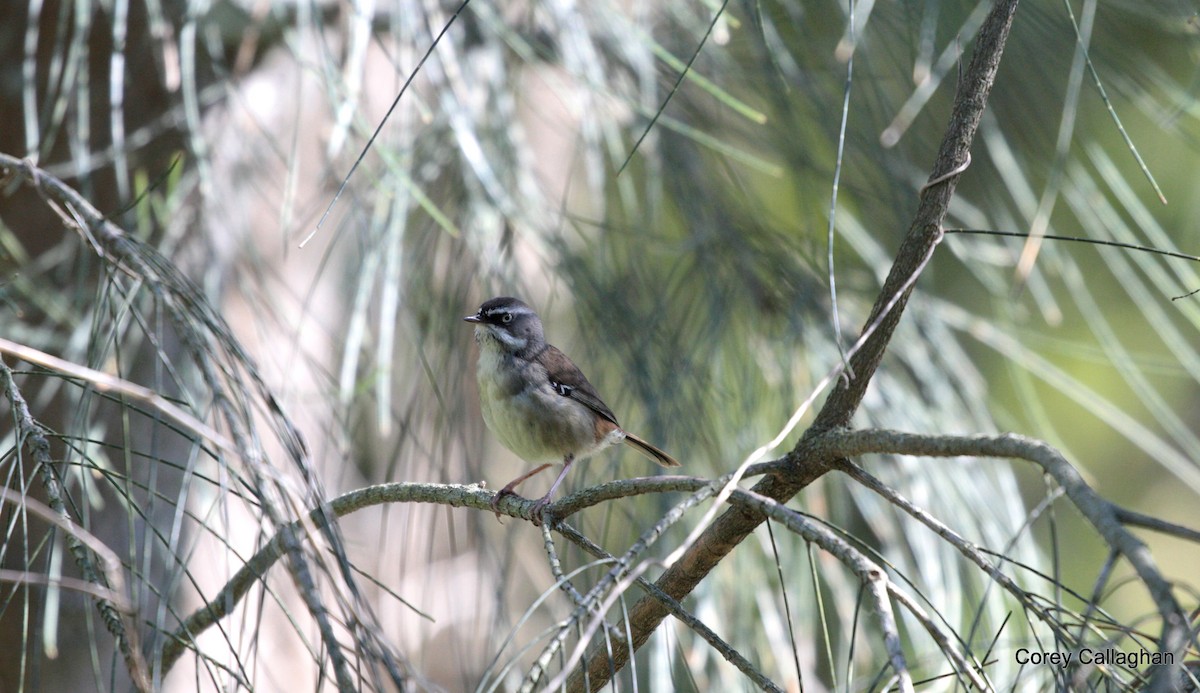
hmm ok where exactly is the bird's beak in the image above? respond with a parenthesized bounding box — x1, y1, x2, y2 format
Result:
(463, 314, 482, 323)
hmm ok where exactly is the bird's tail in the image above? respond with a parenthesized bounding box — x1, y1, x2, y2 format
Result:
(623, 432, 681, 468)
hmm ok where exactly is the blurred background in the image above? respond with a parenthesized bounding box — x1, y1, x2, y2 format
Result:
(1, 0, 1198, 690)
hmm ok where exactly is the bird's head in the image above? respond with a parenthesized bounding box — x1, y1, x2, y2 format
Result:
(464, 296, 545, 352)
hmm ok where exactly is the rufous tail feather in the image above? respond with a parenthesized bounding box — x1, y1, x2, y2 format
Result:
(623, 432, 680, 468)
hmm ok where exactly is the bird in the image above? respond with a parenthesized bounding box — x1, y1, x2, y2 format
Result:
(464, 296, 679, 524)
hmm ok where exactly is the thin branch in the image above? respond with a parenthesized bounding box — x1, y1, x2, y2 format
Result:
(540, 520, 592, 610)
(1, 361, 152, 693)
(617, 0, 731, 176)
(303, 0, 474, 247)
(0, 570, 130, 607)
(160, 481, 484, 671)
(813, 428, 1193, 691)
(946, 228, 1200, 265)
(1114, 507, 1200, 544)
(724, 487, 989, 690)
(0, 337, 237, 453)
(555, 523, 782, 693)
(826, 0, 857, 364)
(528, 479, 722, 690)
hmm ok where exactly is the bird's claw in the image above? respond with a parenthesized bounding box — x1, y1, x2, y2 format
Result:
(491, 489, 554, 526)
(529, 497, 553, 527)
(491, 488, 518, 523)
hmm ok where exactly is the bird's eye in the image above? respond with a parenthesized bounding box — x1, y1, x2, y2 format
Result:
(501, 313, 513, 324)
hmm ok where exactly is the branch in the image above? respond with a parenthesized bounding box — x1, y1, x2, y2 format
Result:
(165, 474, 951, 691)
(566, 1, 1022, 689)
(173, 424, 1193, 692)
(0, 361, 152, 693)
(0, 337, 236, 453)
(160, 481, 485, 671)
(554, 523, 782, 693)
(815, 428, 1193, 692)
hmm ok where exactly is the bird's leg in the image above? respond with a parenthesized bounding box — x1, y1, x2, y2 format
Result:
(530, 454, 575, 526)
(491, 462, 554, 521)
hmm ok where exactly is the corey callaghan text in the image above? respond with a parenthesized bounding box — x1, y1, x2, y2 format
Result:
(1015, 648, 1173, 669)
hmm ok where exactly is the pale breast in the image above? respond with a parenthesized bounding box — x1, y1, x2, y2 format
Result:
(476, 347, 621, 462)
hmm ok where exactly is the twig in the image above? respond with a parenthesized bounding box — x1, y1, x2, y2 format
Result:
(1114, 507, 1200, 543)
(162, 481, 512, 671)
(0, 337, 236, 453)
(0, 362, 152, 693)
(555, 523, 782, 692)
(0, 570, 129, 606)
(527, 479, 720, 690)
(541, 520, 591, 608)
(814, 428, 1192, 691)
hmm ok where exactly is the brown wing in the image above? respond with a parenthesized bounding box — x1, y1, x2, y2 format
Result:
(537, 344, 620, 426)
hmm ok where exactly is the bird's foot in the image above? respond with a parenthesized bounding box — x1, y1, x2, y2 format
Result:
(490, 463, 555, 524)
(490, 487, 520, 523)
(529, 496, 554, 527)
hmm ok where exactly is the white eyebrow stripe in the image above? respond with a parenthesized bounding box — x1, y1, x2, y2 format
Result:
(486, 306, 534, 317)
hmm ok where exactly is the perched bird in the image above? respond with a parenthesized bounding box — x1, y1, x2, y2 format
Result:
(465, 296, 679, 524)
